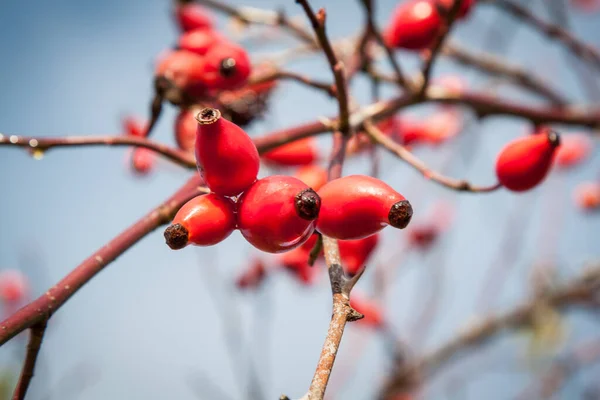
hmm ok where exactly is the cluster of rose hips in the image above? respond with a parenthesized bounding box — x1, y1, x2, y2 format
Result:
(163, 107, 415, 255)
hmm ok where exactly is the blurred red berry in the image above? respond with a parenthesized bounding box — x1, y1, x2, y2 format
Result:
(178, 29, 225, 56)
(131, 148, 155, 175)
(262, 138, 320, 167)
(279, 247, 318, 285)
(295, 165, 328, 192)
(384, 0, 442, 50)
(122, 116, 148, 137)
(350, 293, 385, 329)
(155, 50, 209, 98)
(175, 3, 213, 32)
(554, 133, 593, 169)
(174, 109, 197, 152)
(0, 270, 29, 304)
(570, 0, 600, 12)
(573, 182, 600, 211)
(201, 43, 252, 91)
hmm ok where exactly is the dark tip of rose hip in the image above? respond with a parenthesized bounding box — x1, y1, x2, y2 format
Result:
(164, 223, 189, 250)
(547, 130, 561, 148)
(388, 200, 413, 229)
(295, 188, 321, 220)
(195, 107, 221, 125)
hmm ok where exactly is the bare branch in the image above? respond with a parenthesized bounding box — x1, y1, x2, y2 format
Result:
(363, 120, 502, 193)
(482, 0, 600, 72)
(12, 320, 48, 400)
(249, 70, 336, 97)
(0, 176, 208, 346)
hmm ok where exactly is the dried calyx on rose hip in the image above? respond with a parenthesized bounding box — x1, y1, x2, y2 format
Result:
(195, 107, 260, 196)
(237, 175, 321, 253)
(317, 175, 413, 240)
(164, 193, 236, 249)
(495, 128, 561, 192)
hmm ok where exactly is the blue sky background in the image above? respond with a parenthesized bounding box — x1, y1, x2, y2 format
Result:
(1, 0, 599, 399)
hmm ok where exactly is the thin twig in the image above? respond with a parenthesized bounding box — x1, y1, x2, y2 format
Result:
(482, 0, 600, 71)
(296, 0, 351, 136)
(12, 320, 48, 400)
(249, 70, 336, 97)
(443, 42, 568, 105)
(0, 176, 207, 346)
(419, 0, 465, 96)
(363, 120, 501, 193)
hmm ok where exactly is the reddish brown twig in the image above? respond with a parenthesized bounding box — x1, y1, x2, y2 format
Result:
(419, 0, 465, 96)
(0, 133, 196, 168)
(12, 320, 48, 400)
(363, 120, 501, 193)
(482, 0, 600, 71)
(0, 176, 207, 346)
(249, 70, 336, 97)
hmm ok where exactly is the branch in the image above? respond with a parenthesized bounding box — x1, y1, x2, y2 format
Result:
(381, 265, 600, 397)
(12, 320, 48, 400)
(296, 0, 351, 136)
(482, 0, 600, 72)
(0, 134, 196, 168)
(194, 0, 317, 46)
(249, 70, 336, 97)
(443, 42, 568, 105)
(419, 0, 465, 96)
(0, 176, 208, 346)
(363, 120, 501, 193)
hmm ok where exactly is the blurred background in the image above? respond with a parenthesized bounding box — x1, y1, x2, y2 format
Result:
(1, 0, 600, 399)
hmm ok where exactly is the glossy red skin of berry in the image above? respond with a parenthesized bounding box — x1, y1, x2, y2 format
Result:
(175, 109, 197, 152)
(155, 50, 208, 98)
(437, 0, 476, 18)
(175, 4, 213, 32)
(317, 175, 411, 240)
(262, 138, 319, 167)
(172, 194, 236, 246)
(295, 165, 328, 192)
(384, 0, 442, 50)
(237, 176, 318, 253)
(554, 133, 593, 169)
(0, 270, 29, 303)
(122, 116, 147, 137)
(350, 294, 384, 328)
(195, 108, 259, 196)
(339, 234, 380, 276)
(131, 148, 155, 175)
(280, 247, 317, 285)
(495, 131, 560, 192)
(178, 29, 225, 56)
(201, 43, 252, 91)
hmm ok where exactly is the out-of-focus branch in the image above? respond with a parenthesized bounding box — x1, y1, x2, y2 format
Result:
(194, 0, 317, 46)
(12, 320, 48, 400)
(381, 265, 600, 397)
(296, 0, 351, 136)
(0, 176, 207, 346)
(481, 0, 600, 71)
(363, 120, 502, 193)
(516, 337, 600, 399)
(419, 0, 464, 96)
(249, 70, 336, 97)
(443, 42, 568, 105)
(0, 134, 197, 169)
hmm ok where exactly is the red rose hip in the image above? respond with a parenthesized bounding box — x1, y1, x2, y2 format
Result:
(262, 138, 320, 167)
(237, 176, 321, 253)
(495, 130, 561, 192)
(317, 175, 413, 240)
(175, 3, 213, 32)
(195, 107, 260, 196)
(175, 109, 197, 152)
(164, 193, 236, 249)
(384, 0, 442, 50)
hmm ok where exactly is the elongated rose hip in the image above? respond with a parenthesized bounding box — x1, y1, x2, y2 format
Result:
(495, 129, 561, 192)
(262, 138, 320, 167)
(237, 176, 321, 253)
(317, 175, 413, 240)
(164, 194, 236, 249)
(195, 107, 260, 196)
(384, 0, 442, 50)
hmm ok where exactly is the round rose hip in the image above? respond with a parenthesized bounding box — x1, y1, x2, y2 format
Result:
(237, 175, 321, 253)
(155, 50, 208, 98)
(164, 193, 236, 249)
(317, 175, 413, 240)
(195, 107, 260, 196)
(384, 0, 442, 50)
(201, 43, 252, 91)
(0, 270, 29, 304)
(175, 109, 197, 152)
(175, 3, 213, 32)
(495, 129, 561, 192)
